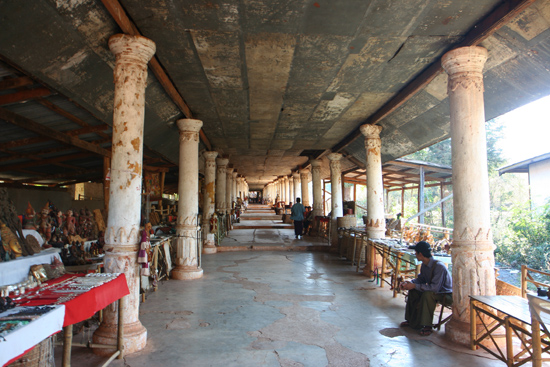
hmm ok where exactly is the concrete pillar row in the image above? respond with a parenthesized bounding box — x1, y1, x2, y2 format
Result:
(442, 46, 496, 345)
(202, 151, 218, 254)
(226, 167, 234, 214)
(327, 153, 343, 219)
(93, 34, 155, 355)
(215, 158, 229, 213)
(288, 175, 294, 205)
(310, 159, 323, 217)
(360, 125, 386, 239)
(292, 172, 301, 203)
(171, 119, 204, 280)
(299, 169, 310, 207)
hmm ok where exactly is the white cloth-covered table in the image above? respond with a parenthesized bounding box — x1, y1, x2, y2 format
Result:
(0, 248, 61, 286)
(22, 229, 45, 246)
(0, 305, 65, 366)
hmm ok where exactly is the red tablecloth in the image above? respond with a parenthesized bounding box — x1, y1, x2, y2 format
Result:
(16, 273, 130, 327)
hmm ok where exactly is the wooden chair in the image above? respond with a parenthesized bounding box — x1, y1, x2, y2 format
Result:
(433, 293, 453, 330)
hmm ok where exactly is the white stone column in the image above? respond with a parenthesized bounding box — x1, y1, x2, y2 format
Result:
(311, 159, 323, 217)
(293, 172, 301, 202)
(300, 169, 310, 207)
(283, 176, 289, 204)
(226, 167, 234, 213)
(288, 176, 294, 205)
(442, 46, 495, 345)
(215, 158, 228, 213)
(202, 151, 218, 254)
(171, 119, 203, 280)
(93, 34, 154, 355)
(232, 170, 238, 203)
(360, 125, 386, 239)
(360, 124, 386, 277)
(327, 153, 343, 219)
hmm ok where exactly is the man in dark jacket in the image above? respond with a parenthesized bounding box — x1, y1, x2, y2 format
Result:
(399, 241, 452, 335)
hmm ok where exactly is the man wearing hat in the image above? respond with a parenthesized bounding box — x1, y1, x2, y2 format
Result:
(399, 241, 452, 336)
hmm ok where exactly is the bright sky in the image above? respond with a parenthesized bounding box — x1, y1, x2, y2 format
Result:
(495, 94, 550, 165)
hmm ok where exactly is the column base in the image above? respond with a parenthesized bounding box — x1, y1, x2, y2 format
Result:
(202, 245, 217, 254)
(92, 320, 147, 356)
(171, 265, 203, 280)
(445, 317, 471, 346)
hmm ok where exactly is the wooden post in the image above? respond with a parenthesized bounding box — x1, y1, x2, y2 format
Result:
(159, 171, 165, 214)
(418, 166, 425, 224)
(440, 183, 446, 228)
(505, 317, 513, 365)
(531, 315, 542, 367)
(401, 186, 407, 218)
(63, 324, 73, 367)
(118, 296, 125, 359)
(521, 265, 527, 298)
(470, 299, 476, 350)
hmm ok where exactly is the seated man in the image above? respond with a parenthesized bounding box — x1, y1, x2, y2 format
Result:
(399, 241, 452, 336)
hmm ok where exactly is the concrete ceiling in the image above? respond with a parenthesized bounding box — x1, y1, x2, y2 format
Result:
(1, 0, 550, 191)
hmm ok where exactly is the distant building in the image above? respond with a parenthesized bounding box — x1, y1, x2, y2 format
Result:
(498, 152, 550, 209)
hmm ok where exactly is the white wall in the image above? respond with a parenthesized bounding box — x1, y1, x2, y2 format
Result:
(529, 159, 550, 209)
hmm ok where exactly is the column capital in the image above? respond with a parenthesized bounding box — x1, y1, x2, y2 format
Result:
(216, 157, 229, 167)
(203, 151, 218, 161)
(289, 176, 294, 182)
(232, 171, 238, 178)
(310, 159, 322, 167)
(177, 118, 203, 133)
(360, 124, 383, 139)
(109, 34, 156, 64)
(326, 152, 342, 161)
(292, 172, 300, 179)
(299, 168, 310, 175)
(442, 46, 488, 76)
(227, 167, 234, 174)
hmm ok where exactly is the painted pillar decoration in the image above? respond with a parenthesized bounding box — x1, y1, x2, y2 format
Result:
(288, 175, 294, 204)
(226, 167, 234, 213)
(327, 153, 343, 219)
(93, 34, 155, 355)
(171, 119, 203, 280)
(215, 158, 229, 213)
(300, 169, 310, 207)
(442, 46, 496, 344)
(310, 159, 323, 217)
(202, 151, 218, 254)
(292, 172, 301, 202)
(360, 124, 386, 239)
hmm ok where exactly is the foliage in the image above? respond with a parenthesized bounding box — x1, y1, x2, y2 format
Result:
(495, 202, 550, 270)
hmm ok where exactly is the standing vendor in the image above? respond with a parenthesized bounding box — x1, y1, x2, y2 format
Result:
(399, 241, 452, 336)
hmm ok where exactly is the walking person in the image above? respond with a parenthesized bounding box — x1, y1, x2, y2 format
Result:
(290, 198, 305, 239)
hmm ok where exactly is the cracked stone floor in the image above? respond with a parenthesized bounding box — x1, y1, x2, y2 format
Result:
(58, 250, 502, 367)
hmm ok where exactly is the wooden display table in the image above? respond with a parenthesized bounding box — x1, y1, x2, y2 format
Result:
(1, 305, 65, 366)
(470, 295, 550, 366)
(15, 273, 130, 367)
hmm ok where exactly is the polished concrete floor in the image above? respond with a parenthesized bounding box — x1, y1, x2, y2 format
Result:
(58, 205, 502, 367)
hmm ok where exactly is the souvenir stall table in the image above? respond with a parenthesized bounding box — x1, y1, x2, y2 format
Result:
(0, 248, 61, 286)
(5, 273, 129, 367)
(349, 235, 451, 297)
(0, 305, 65, 366)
